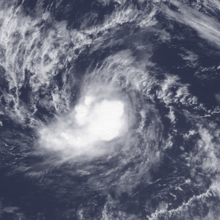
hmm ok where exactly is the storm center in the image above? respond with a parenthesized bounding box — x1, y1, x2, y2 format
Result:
(75, 96, 125, 142)
(39, 94, 127, 159)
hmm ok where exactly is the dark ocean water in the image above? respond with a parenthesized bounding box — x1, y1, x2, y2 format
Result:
(0, 0, 220, 219)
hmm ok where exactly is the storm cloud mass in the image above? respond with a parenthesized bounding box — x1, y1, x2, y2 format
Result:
(0, 0, 220, 219)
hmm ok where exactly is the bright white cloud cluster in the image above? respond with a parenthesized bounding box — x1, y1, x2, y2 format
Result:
(75, 96, 125, 141)
(38, 94, 127, 161)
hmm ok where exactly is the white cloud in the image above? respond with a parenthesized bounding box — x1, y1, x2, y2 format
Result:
(38, 83, 129, 163)
(164, 0, 220, 47)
